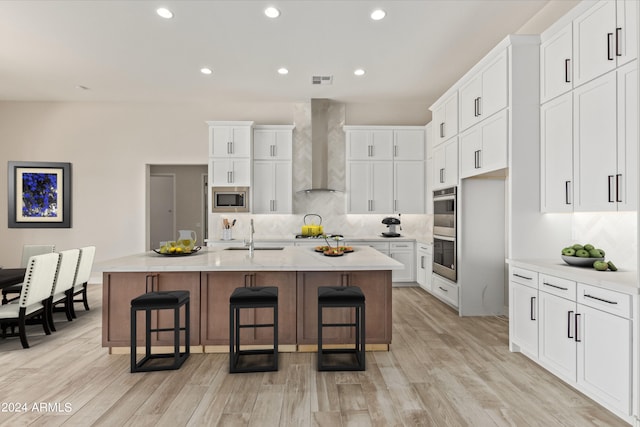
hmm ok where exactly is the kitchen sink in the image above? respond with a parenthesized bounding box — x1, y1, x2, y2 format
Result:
(224, 247, 284, 250)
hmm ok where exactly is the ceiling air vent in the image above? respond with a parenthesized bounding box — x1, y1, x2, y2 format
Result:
(312, 75, 333, 85)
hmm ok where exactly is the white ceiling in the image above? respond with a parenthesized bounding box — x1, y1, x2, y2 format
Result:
(0, 0, 557, 106)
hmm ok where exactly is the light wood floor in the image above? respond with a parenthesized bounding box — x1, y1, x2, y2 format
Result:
(0, 285, 628, 426)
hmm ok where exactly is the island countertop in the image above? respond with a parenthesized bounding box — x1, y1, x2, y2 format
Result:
(97, 245, 404, 273)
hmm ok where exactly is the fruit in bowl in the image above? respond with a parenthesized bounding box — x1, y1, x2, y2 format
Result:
(560, 243, 615, 271)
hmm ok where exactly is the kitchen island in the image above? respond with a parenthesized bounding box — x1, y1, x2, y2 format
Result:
(100, 246, 403, 352)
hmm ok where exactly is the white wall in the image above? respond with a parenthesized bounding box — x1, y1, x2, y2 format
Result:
(0, 100, 428, 266)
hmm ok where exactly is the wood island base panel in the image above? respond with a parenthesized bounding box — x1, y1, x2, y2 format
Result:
(100, 246, 401, 351)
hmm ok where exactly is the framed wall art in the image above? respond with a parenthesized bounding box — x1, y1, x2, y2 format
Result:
(8, 161, 72, 228)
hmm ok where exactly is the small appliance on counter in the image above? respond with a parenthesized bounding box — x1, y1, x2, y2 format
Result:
(381, 216, 401, 237)
(301, 214, 323, 237)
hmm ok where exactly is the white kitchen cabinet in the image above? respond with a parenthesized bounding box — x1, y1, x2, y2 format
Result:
(208, 123, 252, 158)
(431, 91, 459, 146)
(573, 0, 637, 87)
(425, 122, 434, 215)
(394, 161, 424, 213)
(538, 286, 577, 382)
(508, 267, 539, 358)
(431, 274, 458, 308)
(346, 129, 393, 160)
(253, 125, 293, 160)
(252, 161, 292, 214)
(541, 92, 573, 212)
(210, 158, 251, 186)
(573, 70, 618, 211)
(416, 243, 432, 291)
(388, 241, 415, 282)
(458, 49, 508, 132)
(540, 22, 573, 103)
(616, 61, 638, 211)
(393, 129, 425, 160)
(508, 261, 634, 422)
(459, 109, 508, 179)
(346, 161, 393, 214)
(432, 137, 458, 190)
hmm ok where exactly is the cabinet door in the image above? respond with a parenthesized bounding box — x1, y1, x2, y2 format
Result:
(211, 126, 251, 158)
(577, 304, 631, 416)
(154, 272, 202, 346)
(251, 272, 297, 345)
(211, 158, 250, 186)
(201, 272, 250, 345)
(459, 75, 482, 132)
(210, 158, 231, 186)
(539, 292, 576, 382)
(510, 281, 538, 357)
(479, 109, 508, 174)
(370, 161, 394, 213)
(459, 125, 482, 179)
(273, 161, 292, 213)
(573, 71, 617, 211)
(349, 271, 392, 344)
(432, 103, 446, 145)
(346, 130, 393, 160)
(432, 143, 446, 189)
(573, 0, 617, 86)
(444, 137, 459, 188)
(394, 129, 425, 160)
(389, 249, 414, 282)
(346, 130, 371, 160)
(541, 22, 573, 103)
(541, 93, 573, 212)
(616, 0, 638, 67)
(444, 93, 459, 141)
(616, 61, 638, 210)
(394, 161, 425, 213)
(252, 162, 275, 213)
(480, 49, 508, 120)
(347, 161, 370, 213)
(252, 130, 275, 160)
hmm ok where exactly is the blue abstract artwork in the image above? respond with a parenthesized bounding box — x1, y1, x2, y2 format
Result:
(21, 172, 58, 218)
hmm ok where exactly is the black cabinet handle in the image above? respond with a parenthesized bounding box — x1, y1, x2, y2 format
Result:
(565, 181, 572, 205)
(543, 281, 568, 291)
(513, 273, 532, 280)
(567, 310, 574, 339)
(438, 286, 448, 292)
(530, 296, 536, 321)
(616, 27, 622, 57)
(608, 175, 615, 202)
(440, 122, 445, 138)
(477, 97, 482, 116)
(607, 33, 614, 60)
(616, 174, 622, 202)
(575, 313, 581, 342)
(584, 294, 618, 305)
(564, 59, 571, 83)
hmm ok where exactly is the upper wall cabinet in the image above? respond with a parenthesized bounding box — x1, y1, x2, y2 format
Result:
(431, 91, 458, 146)
(573, 0, 638, 87)
(346, 129, 393, 160)
(459, 109, 508, 179)
(207, 121, 253, 187)
(252, 125, 294, 214)
(253, 125, 293, 160)
(458, 49, 508, 132)
(540, 22, 573, 103)
(393, 129, 425, 160)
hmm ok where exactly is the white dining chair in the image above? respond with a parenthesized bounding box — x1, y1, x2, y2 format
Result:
(70, 246, 96, 318)
(0, 252, 60, 348)
(48, 249, 81, 331)
(2, 244, 56, 304)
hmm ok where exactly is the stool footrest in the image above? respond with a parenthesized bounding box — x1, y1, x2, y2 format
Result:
(149, 327, 187, 333)
(238, 323, 275, 329)
(237, 349, 277, 356)
(322, 322, 357, 328)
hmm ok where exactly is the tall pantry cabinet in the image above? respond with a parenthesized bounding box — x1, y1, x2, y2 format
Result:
(540, 0, 638, 212)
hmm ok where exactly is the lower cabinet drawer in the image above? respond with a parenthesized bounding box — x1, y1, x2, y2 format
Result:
(577, 283, 631, 318)
(432, 274, 459, 308)
(539, 274, 576, 300)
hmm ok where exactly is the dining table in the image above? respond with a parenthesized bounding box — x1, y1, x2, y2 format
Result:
(0, 268, 26, 290)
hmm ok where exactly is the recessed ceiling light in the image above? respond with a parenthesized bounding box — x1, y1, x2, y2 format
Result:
(200, 67, 213, 75)
(264, 7, 280, 18)
(156, 7, 174, 19)
(354, 69, 366, 76)
(370, 9, 386, 21)
(277, 67, 289, 75)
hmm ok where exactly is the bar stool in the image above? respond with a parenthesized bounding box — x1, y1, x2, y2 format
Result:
(130, 290, 190, 373)
(229, 286, 278, 373)
(317, 286, 366, 371)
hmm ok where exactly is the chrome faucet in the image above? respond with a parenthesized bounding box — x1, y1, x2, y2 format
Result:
(248, 218, 255, 255)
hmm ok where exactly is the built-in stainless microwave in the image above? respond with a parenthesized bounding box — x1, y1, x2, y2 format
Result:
(212, 186, 249, 213)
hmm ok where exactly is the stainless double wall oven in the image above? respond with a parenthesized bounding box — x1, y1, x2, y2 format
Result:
(433, 187, 457, 282)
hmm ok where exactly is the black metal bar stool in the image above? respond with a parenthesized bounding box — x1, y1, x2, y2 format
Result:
(317, 286, 366, 371)
(130, 290, 190, 373)
(229, 286, 278, 373)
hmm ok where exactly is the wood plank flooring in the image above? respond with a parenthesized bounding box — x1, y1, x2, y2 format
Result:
(0, 285, 628, 426)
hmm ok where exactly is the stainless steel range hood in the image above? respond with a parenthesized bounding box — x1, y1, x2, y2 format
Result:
(299, 98, 340, 193)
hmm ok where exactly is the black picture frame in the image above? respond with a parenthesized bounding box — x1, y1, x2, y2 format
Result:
(8, 161, 72, 228)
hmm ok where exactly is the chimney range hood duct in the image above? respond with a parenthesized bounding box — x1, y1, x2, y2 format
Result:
(299, 98, 340, 193)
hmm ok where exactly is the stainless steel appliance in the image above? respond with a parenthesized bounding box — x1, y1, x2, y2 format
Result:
(433, 187, 456, 282)
(381, 216, 401, 237)
(212, 186, 249, 213)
